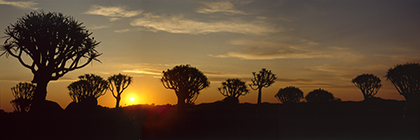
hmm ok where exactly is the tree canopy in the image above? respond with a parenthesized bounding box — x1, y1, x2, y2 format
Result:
(305, 88, 336, 103)
(275, 86, 303, 104)
(219, 78, 249, 104)
(68, 74, 108, 104)
(161, 64, 210, 107)
(385, 63, 420, 101)
(10, 82, 36, 112)
(0, 11, 101, 110)
(249, 68, 276, 104)
(219, 78, 249, 98)
(108, 73, 133, 108)
(352, 74, 382, 100)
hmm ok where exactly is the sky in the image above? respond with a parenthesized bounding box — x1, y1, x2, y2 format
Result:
(0, 0, 419, 112)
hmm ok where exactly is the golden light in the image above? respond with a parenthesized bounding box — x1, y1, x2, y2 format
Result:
(124, 92, 147, 106)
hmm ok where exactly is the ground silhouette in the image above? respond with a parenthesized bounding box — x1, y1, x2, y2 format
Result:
(1, 99, 419, 140)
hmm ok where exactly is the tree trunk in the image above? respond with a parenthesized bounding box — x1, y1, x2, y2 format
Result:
(257, 88, 262, 104)
(30, 79, 49, 112)
(176, 91, 187, 109)
(115, 95, 121, 108)
(403, 95, 419, 125)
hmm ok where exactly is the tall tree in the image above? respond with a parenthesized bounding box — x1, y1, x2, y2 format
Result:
(305, 88, 336, 103)
(386, 63, 420, 122)
(10, 82, 36, 112)
(108, 73, 133, 108)
(275, 86, 303, 104)
(161, 64, 210, 108)
(352, 74, 382, 100)
(218, 78, 249, 104)
(0, 11, 101, 110)
(249, 68, 276, 104)
(68, 74, 108, 104)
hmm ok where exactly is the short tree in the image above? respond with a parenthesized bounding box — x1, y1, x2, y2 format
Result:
(352, 74, 382, 100)
(68, 74, 108, 104)
(218, 78, 249, 104)
(161, 65, 210, 108)
(386, 63, 420, 122)
(0, 11, 101, 111)
(108, 73, 133, 108)
(10, 82, 36, 112)
(305, 88, 335, 103)
(249, 68, 276, 104)
(275, 86, 303, 104)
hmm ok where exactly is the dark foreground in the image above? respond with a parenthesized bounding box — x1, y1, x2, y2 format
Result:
(1, 100, 419, 140)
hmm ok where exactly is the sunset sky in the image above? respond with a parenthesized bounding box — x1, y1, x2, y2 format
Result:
(1, 0, 419, 112)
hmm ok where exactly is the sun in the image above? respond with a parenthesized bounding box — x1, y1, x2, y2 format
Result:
(130, 97, 135, 102)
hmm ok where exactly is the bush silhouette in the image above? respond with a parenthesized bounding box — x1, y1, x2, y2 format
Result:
(352, 74, 382, 100)
(68, 74, 108, 107)
(275, 86, 303, 104)
(10, 82, 35, 112)
(386, 63, 420, 122)
(108, 73, 133, 108)
(249, 68, 276, 104)
(161, 64, 210, 108)
(218, 78, 249, 104)
(0, 11, 101, 112)
(305, 88, 336, 103)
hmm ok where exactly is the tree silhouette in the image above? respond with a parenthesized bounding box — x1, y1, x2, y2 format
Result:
(386, 63, 420, 122)
(108, 73, 133, 108)
(249, 68, 276, 104)
(161, 64, 210, 108)
(352, 74, 382, 100)
(0, 11, 101, 110)
(10, 82, 36, 112)
(275, 86, 303, 104)
(218, 78, 249, 104)
(305, 88, 335, 103)
(68, 74, 108, 105)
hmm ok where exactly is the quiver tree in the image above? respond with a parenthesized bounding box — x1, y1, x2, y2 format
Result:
(352, 74, 382, 100)
(10, 82, 36, 112)
(249, 68, 276, 104)
(68, 74, 108, 106)
(275, 86, 303, 104)
(305, 88, 336, 103)
(386, 63, 420, 122)
(218, 78, 249, 104)
(108, 73, 133, 108)
(0, 11, 101, 110)
(161, 64, 210, 108)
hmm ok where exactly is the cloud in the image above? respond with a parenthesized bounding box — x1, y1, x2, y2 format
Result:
(130, 13, 282, 35)
(122, 69, 162, 76)
(210, 49, 363, 61)
(196, 1, 247, 15)
(0, 0, 38, 10)
(85, 5, 142, 18)
(89, 25, 111, 30)
(114, 29, 130, 33)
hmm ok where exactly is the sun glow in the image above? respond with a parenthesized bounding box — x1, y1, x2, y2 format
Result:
(124, 92, 146, 106)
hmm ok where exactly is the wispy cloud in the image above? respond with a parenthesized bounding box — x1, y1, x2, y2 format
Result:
(130, 13, 282, 35)
(114, 29, 130, 33)
(122, 69, 162, 76)
(85, 5, 142, 20)
(89, 25, 111, 30)
(210, 48, 363, 61)
(0, 0, 38, 10)
(196, 1, 247, 15)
